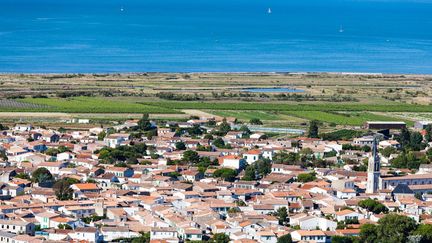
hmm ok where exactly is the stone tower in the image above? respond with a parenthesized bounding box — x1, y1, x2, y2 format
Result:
(366, 138, 380, 193)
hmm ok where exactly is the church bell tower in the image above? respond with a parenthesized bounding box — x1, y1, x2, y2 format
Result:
(366, 138, 381, 194)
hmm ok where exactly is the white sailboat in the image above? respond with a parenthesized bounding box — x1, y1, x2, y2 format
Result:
(268, 8, 272, 14)
(339, 25, 344, 33)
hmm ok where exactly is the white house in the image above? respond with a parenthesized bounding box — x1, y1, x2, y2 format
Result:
(243, 150, 262, 165)
(180, 228, 202, 242)
(0, 219, 35, 235)
(335, 210, 364, 222)
(291, 215, 337, 231)
(271, 164, 302, 175)
(255, 231, 277, 243)
(218, 155, 246, 170)
(38, 162, 67, 175)
(291, 230, 327, 243)
(68, 227, 100, 242)
(150, 227, 178, 242)
(100, 226, 140, 241)
(104, 134, 130, 148)
(57, 152, 75, 161)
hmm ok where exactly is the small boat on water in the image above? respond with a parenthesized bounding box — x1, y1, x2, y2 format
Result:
(339, 25, 344, 33)
(120, 6, 124, 12)
(268, 8, 272, 14)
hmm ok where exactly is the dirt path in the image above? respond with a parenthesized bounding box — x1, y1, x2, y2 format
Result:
(181, 109, 221, 119)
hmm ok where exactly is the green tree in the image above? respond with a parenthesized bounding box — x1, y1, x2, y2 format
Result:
(297, 172, 316, 183)
(413, 224, 432, 243)
(58, 145, 71, 153)
(398, 127, 411, 148)
(331, 236, 357, 243)
(242, 166, 256, 181)
(227, 207, 241, 214)
(308, 120, 319, 138)
(426, 148, 432, 161)
(0, 150, 8, 161)
(15, 172, 30, 180)
(213, 137, 227, 148)
(98, 131, 106, 141)
(187, 124, 204, 136)
(210, 233, 230, 243)
(58, 224, 72, 229)
(45, 148, 60, 156)
(273, 151, 300, 165)
(249, 118, 263, 125)
(391, 151, 424, 170)
(204, 134, 214, 140)
(359, 224, 377, 243)
(374, 214, 417, 243)
(277, 234, 293, 243)
(197, 144, 212, 151)
(138, 114, 153, 131)
(182, 150, 200, 164)
(410, 131, 425, 151)
(213, 168, 237, 182)
(0, 123, 7, 130)
(425, 125, 432, 142)
(175, 141, 186, 150)
(131, 232, 150, 243)
(217, 118, 231, 135)
(276, 207, 289, 225)
(381, 146, 396, 157)
(239, 125, 251, 135)
(31, 167, 53, 184)
(242, 159, 271, 181)
(235, 200, 247, 207)
(53, 178, 79, 200)
(358, 198, 388, 214)
(81, 215, 107, 224)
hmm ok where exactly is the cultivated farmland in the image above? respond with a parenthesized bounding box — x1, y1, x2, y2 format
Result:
(13, 97, 180, 114)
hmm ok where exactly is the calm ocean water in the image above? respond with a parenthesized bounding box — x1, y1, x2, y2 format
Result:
(1, 0, 431, 73)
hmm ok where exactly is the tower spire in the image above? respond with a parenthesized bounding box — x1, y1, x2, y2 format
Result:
(366, 137, 381, 193)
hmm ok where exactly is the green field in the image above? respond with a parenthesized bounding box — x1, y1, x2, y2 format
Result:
(140, 101, 432, 112)
(209, 109, 412, 126)
(282, 111, 414, 126)
(0, 97, 424, 128)
(1, 97, 431, 113)
(0, 97, 179, 114)
(210, 110, 282, 120)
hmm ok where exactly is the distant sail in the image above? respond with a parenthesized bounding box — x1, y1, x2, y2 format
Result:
(268, 8, 272, 14)
(339, 25, 344, 33)
(120, 6, 124, 12)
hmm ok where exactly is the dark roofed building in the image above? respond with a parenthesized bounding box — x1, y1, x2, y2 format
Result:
(364, 121, 406, 130)
(392, 183, 414, 199)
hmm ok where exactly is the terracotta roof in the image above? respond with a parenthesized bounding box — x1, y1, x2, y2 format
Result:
(244, 150, 261, 155)
(335, 209, 356, 216)
(74, 183, 99, 190)
(295, 230, 326, 236)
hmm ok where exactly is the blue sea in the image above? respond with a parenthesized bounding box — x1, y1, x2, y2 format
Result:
(1, 0, 432, 73)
